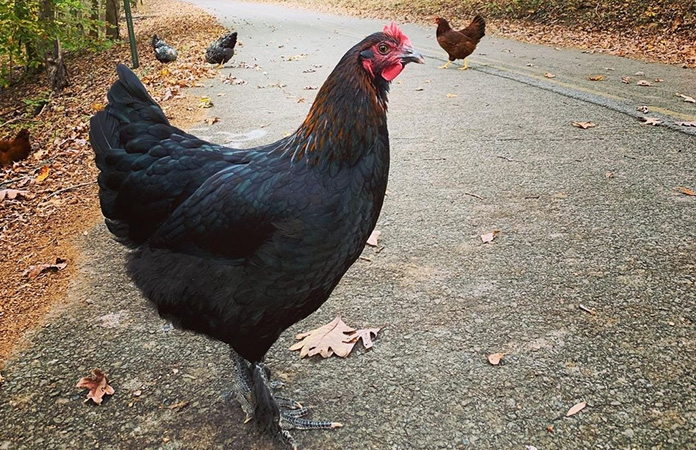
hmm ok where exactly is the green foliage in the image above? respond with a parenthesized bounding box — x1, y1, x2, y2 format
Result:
(0, 0, 108, 87)
(22, 90, 51, 113)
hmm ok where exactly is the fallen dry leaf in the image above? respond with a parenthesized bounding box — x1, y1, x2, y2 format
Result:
(641, 117, 661, 126)
(635, 71, 645, 76)
(91, 102, 105, 112)
(588, 75, 604, 81)
(446, 93, 457, 98)
(289, 316, 381, 358)
(199, 96, 213, 108)
(676, 121, 696, 127)
(23, 258, 68, 279)
(566, 401, 587, 417)
(480, 230, 500, 243)
(303, 86, 318, 90)
(0, 189, 29, 203)
(204, 116, 220, 126)
(76, 368, 114, 405)
(636, 80, 652, 86)
(346, 327, 381, 350)
(366, 230, 381, 247)
(676, 93, 696, 103)
(572, 121, 596, 129)
(621, 76, 631, 84)
(167, 400, 189, 410)
(544, 72, 556, 78)
(676, 186, 696, 196)
(487, 352, 504, 365)
(36, 166, 50, 183)
(636, 105, 649, 113)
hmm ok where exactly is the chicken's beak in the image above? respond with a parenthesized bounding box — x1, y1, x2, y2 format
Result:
(400, 48, 425, 65)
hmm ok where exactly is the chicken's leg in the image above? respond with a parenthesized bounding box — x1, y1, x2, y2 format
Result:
(439, 60, 452, 69)
(459, 58, 469, 70)
(232, 352, 255, 422)
(230, 350, 342, 448)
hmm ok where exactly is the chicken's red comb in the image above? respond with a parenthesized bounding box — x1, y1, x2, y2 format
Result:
(383, 22, 411, 46)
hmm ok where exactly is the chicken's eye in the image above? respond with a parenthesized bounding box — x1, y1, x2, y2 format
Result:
(377, 43, 390, 55)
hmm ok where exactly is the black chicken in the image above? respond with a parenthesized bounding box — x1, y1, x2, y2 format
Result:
(90, 23, 423, 448)
(151, 34, 178, 63)
(206, 31, 238, 66)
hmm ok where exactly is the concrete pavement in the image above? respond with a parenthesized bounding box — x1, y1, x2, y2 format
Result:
(1, 1, 694, 449)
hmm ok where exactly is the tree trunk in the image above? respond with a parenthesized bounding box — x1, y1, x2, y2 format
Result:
(90, 0, 100, 39)
(105, 0, 120, 39)
(15, 0, 40, 74)
(46, 37, 69, 91)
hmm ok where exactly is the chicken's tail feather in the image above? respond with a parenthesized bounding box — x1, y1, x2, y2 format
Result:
(463, 15, 486, 41)
(90, 64, 241, 247)
(90, 63, 176, 245)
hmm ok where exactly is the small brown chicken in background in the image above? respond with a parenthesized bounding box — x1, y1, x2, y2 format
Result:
(435, 15, 486, 70)
(0, 129, 31, 167)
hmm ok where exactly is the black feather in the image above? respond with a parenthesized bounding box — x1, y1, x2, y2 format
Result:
(90, 27, 416, 441)
(205, 31, 238, 65)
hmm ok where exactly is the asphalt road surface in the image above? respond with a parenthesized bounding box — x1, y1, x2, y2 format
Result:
(1, 2, 694, 449)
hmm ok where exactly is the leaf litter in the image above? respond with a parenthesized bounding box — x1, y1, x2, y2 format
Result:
(676, 187, 696, 196)
(487, 352, 504, 365)
(0, 0, 235, 363)
(366, 230, 381, 247)
(566, 401, 587, 417)
(289, 316, 382, 358)
(480, 230, 500, 243)
(572, 121, 596, 129)
(76, 368, 115, 405)
(676, 93, 696, 103)
(23, 258, 68, 279)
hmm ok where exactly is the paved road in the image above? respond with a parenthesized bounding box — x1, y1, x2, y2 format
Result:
(1, 2, 695, 449)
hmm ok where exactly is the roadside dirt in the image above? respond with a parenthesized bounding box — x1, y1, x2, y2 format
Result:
(0, 0, 227, 367)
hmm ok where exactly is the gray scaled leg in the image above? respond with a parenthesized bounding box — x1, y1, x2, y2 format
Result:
(232, 350, 255, 422)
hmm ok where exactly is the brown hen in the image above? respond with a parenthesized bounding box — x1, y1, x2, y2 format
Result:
(435, 15, 486, 70)
(0, 129, 31, 167)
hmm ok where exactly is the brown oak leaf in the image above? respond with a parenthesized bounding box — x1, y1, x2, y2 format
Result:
(347, 327, 381, 350)
(676, 93, 696, 103)
(0, 189, 29, 203)
(290, 316, 355, 358)
(290, 316, 381, 358)
(572, 121, 596, 129)
(676, 186, 696, 196)
(366, 230, 381, 247)
(487, 352, 504, 365)
(641, 117, 661, 126)
(76, 368, 114, 405)
(23, 258, 68, 279)
(480, 230, 500, 243)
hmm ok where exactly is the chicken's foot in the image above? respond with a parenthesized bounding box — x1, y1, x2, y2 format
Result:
(459, 58, 469, 70)
(229, 352, 342, 447)
(439, 60, 452, 69)
(254, 361, 342, 449)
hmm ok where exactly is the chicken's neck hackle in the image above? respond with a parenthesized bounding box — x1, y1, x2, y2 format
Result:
(436, 18, 452, 36)
(280, 41, 390, 169)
